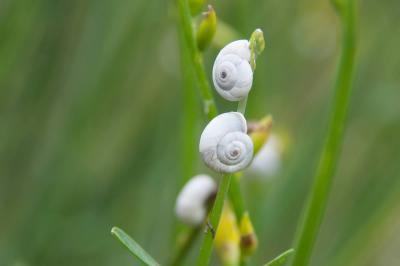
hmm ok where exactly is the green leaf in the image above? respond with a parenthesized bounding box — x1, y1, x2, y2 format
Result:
(111, 226, 160, 266)
(263, 249, 295, 266)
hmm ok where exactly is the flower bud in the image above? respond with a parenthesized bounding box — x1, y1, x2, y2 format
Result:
(175, 175, 217, 226)
(249, 28, 265, 70)
(239, 212, 258, 257)
(196, 5, 217, 52)
(248, 115, 273, 155)
(215, 204, 240, 266)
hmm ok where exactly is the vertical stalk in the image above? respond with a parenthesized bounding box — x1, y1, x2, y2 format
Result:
(228, 173, 245, 219)
(176, 0, 218, 120)
(196, 174, 232, 266)
(229, 173, 247, 266)
(179, 27, 198, 185)
(291, 1, 356, 266)
(237, 97, 248, 114)
(168, 228, 201, 266)
(168, 19, 200, 266)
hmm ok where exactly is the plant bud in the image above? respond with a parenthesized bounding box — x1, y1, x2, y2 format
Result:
(239, 212, 258, 257)
(215, 204, 240, 266)
(196, 5, 217, 51)
(249, 28, 265, 70)
(248, 115, 273, 155)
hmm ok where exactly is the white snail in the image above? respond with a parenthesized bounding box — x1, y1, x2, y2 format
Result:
(212, 40, 253, 101)
(199, 112, 254, 173)
(175, 175, 217, 226)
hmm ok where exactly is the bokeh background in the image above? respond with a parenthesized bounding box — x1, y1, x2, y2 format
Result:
(1, 0, 399, 265)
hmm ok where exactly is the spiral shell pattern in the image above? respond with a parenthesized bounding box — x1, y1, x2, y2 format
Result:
(199, 112, 254, 173)
(212, 40, 253, 101)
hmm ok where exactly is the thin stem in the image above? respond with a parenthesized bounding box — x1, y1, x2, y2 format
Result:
(228, 173, 245, 219)
(178, 16, 199, 185)
(234, 95, 248, 265)
(196, 174, 232, 266)
(291, 1, 356, 266)
(168, 13, 200, 266)
(176, 0, 218, 120)
(237, 97, 248, 114)
(230, 83, 248, 221)
(168, 228, 201, 266)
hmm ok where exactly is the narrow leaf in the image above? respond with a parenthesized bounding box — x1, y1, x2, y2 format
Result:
(111, 226, 160, 266)
(263, 249, 295, 266)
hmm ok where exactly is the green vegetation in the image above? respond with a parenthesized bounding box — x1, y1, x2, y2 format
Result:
(0, 0, 399, 266)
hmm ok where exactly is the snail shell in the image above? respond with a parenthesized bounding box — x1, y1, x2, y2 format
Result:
(212, 40, 253, 101)
(175, 175, 217, 226)
(199, 112, 254, 173)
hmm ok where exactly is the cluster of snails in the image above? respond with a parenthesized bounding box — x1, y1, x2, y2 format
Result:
(176, 39, 256, 225)
(201, 39, 254, 174)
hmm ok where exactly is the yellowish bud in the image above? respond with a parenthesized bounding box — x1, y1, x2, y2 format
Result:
(215, 204, 240, 266)
(249, 28, 266, 70)
(196, 5, 217, 52)
(239, 212, 258, 257)
(248, 115, 273, 155)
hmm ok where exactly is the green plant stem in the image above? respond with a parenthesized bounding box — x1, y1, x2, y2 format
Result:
(237, 97, 248, 114)
(168, 228, 201, 266)
(235, 92, 249, 266)
(291, 1, 356, 266)
(230, 75, 249, 222)
(229, 174, 249, 266)
(196, 174, 232, 266)
(177, 0, 218, 120)
(167, 17, 200, 266)
(229, 173, 245, 219)
(179, 19, 199, 185)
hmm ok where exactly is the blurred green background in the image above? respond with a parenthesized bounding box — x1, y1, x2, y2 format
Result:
(1, 0, 399, 265)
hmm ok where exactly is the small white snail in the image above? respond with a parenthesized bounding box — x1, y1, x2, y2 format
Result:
(212, 40, 253, 101)
(175, 175, 217, 226)
(199, 112, 254, 173)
